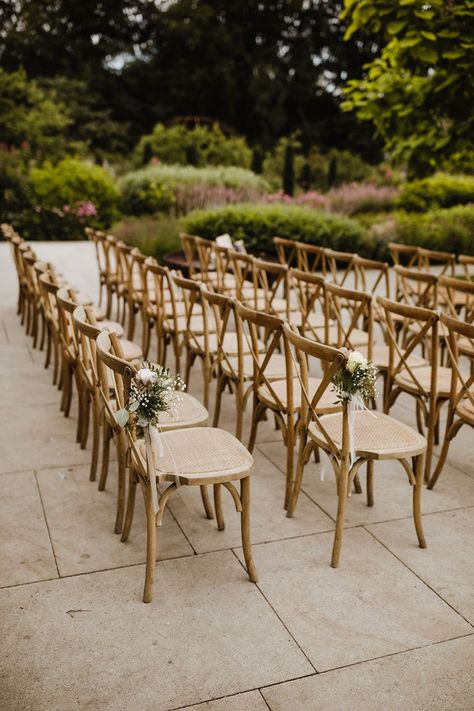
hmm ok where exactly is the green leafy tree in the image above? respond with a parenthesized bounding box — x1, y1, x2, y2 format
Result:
(0, 68, 71, 160)
(341, 0, 474, 176)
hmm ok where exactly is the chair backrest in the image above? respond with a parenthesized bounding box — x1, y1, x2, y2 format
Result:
(194, 236, 215, 284)
(251, 256, 290, 318)
(377, 295, 440, 398)
(200, 285, 236, 371)
(283, 322, 348, 458)
(274, 237, 298, 267)
(459, 254, 474, 281)
(394, 265, 438, 309)
(235, 300, 287, 411)
(325, 281, 374, 359)
(180, 232, 199, 278)
(439, 275, 474, 324)
(38, 272, 60, 329)
(389, 242, 420, 268)
(353, 255, 390, 298)
(56, 286, 81, 356)
(325, 248, 356, 288)
(295, 242, 326, 274)
(439, 312, 474, 420)
(289, 268, 327, 341)
(212, 243, 233, 292)
(95, 330, 147, 475)
(418, 247, 456, 277)
(228, 249, 254, 300)
(172, 273, 210, 353)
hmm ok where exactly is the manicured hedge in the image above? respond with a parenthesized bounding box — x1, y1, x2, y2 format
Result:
(398, 173, 474, 212)
(394, 205, 474, 254)
(181, 203, 367, 255)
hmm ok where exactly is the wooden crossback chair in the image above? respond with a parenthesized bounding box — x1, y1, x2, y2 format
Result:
(283, 323, 426, 566)
(227, 249, 263, 302)
(459, 254, 474, 281)
(295, 242, 326, 274)
(38, 272, 63, 385)
(353, 255, 391, 299)
(377, 296, 451, 482)
(180, 232, 200, 279)
(322, 281, 371, 351)
(289, 268, 327, 338)
(173, 274, 218, 408)
(394, 265, 438, 311)
(206, 288, 285, 440)
(389, 242, 420, 268)
(236, 301, 339, 509)
(439, 275, 474, 324)
(428, 313, 474, 489)
(251, 257, 292, 318)
(418, 247, 456, 277)
(274, 236, 298, 267)
(325, 248, 356, 288)
(85, 227, 108, 309)
(96, 329, 257, 603)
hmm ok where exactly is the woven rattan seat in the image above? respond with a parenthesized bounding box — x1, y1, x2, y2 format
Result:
(120, 339, 143, 361)
(162, 314, 213, 335)
(359, 344, 426, 370)
(394, 366, 452, 397)
(138, 427, 253, 484)
(97, 319, 124, 338)
(258, 377, 339, 413)
(309, 411, 426, 459)
(456, 398, 474, 425)
(222, 353, 287, 380)
(155, 393, 209, 429)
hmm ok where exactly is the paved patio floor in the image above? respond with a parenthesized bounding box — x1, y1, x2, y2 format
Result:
(0, 242, 473, 711)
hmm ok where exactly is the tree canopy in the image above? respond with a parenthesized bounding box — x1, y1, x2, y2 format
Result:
(341, 0, 474, 176)
(0, 0, 380, 159)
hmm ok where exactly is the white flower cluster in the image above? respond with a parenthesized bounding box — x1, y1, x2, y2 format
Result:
(136, 368, 157, 385)
(346, 350, 369, 374)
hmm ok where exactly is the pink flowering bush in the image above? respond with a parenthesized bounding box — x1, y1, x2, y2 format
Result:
(326, 182, 399, 216)
(265, 190, 328, 210)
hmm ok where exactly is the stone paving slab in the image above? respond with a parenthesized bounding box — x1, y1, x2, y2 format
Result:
(261, 634, 474, 711)
(0, 551, 312, 711)
(0, 470, 58, 588)
(235, 527, 471, 672)
(368, 507, 474, 624)
(36, 463, 193, 576)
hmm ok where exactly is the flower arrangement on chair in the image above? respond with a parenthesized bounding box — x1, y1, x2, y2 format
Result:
(115, 364, 185, 437)
(332, 349, 378, 466)
(116, 363, 186, 513)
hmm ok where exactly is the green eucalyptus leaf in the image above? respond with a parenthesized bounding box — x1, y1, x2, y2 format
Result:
(115, 409, 129, 428)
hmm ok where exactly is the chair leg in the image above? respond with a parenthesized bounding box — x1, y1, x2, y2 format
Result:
(247, 401, 265, 453)
(44, 325, 52, 369)
(200, 485, 214, 519)
(413, 454, 427, 548)
(98, 422, 112, 491)
(213, 374, 225, 428)
(142, 484, 157, 603)
(284, 414, 295, 510)
(353, 473, 363, 494)
(114, 430, 127, 535)
(424, 397, 436, 483)
(127, 301, 136, 341)
(240, 476, 258, 583)
(89, 394, 101, 482)
(121, 469, 138, 542)
(331, 464, 349, 568)
(366, 460, 374, 507)
(80, 390, 91, 450)
(428, 417, 462, 490)
(213, 484, 225, 530)
(287, 433, 309, 518)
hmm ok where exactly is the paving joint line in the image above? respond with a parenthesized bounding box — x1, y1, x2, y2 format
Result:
(33, 469, 60, 579)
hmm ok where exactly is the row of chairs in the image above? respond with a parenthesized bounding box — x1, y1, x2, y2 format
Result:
(84, 227, 474, 489)
(6, 224, 474, 594)
(3, 224, 259, 603)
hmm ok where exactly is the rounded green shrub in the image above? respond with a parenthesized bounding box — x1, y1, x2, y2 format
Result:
(30, 158, 120, 226)
(398, 173, 474, 212)
(120, 164, 268, 216)
(135, 122, 252, 168)
(394, 205, 474, 254)
(181, 203, 367, 256)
